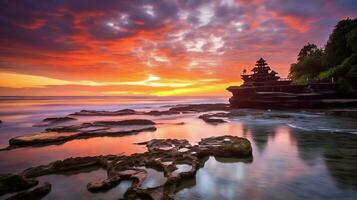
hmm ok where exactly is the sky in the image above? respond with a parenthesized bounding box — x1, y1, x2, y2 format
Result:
(0, 0, 357, 96)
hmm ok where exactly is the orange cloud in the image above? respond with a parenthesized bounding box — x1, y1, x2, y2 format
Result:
(0, 0, 356, 96)
(281, 15, 310, 32)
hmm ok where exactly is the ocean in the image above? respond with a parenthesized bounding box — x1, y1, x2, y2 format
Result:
(0, 96, 357, 199)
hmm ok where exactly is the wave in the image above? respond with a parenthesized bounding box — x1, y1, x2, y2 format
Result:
(288, 123, 357, 134)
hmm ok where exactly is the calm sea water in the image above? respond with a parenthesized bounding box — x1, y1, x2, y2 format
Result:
(0, 96, 357, 200)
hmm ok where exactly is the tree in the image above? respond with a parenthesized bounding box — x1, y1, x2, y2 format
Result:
(289, 43, 324, 83)
(289, 18, 357, 90)
(297, 43, 321, 61)
(347, 28, 357, 53)
(319, 22, 357, 90)
(323, 18, 357, 68)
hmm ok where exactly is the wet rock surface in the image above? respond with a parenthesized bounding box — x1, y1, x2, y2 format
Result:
(4, 104, 237, 148)
(168, 103, 230, 113)
(70, 109, 138, 116)
(7, 103, 357, 151)
(144, 110, 180, 116)
(198, 113, 227, 124)
(198, 136, 252, 157)
(69, 109, 180, 117)
(34, 117, 77, 127)
(196, 109, 326, 123)
(6, 182, 51, 200)
(23, 156, 115, 178)
(7, 119, 156, 147)
(0, 136, 252, 199)
(67, 104, 230, 117)
(0, 174, 38, 196)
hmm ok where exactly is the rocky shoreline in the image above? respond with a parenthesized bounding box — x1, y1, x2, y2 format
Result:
(8, 119, 157, 148)
(69, 103, 230, 116)
(1, 104, 230, 150)
(33, 117, 77, 127)
(1, 103, 357, 199)
(2, 103, 357, 151)
(0, 135, 252, 200)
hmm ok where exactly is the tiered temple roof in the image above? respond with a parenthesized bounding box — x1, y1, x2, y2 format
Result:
(241, 58, 280, 86)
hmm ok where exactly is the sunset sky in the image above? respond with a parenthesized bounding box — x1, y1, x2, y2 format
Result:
(0, 0, 356, 96)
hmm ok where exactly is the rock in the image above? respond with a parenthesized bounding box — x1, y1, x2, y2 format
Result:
(3, 136, 252, 199)
(201, 117, 226, 124)
(70, 109, 138, 116)
(139, 139, 191, 152)
(50, 156, 102, 173)
(9, 131, 80, 146)
(87, 176, 121, 192)
(198, 110, 296, 123)
(198, 113, 227, 124)
(6, 182, 51, 200)
(87, 180, 111, 192)
(91, 119, 155, 126)
(43, 117, 76, 122)
(8, 119, 156, 147)
(56, 104, 231, 122)
(0, 174, 38, 195)
(70, 108, 182, 117)
(145, 110, 180, 116)
(169, 103, 230, 113)
(197, 135, 252, 158)
(24, 155, 115, 178)
(34, 117, 76, 127)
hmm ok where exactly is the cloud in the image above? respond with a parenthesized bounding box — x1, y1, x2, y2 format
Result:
(0, 71, 221, 91)
(0, 0, 357, 96)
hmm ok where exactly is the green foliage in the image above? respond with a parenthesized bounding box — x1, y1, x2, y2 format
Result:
(297, 43, 320, 61)
(319, 55, 353, 80)
(323, 18, 357, 68)
(289, 18, 357, 90)
(346, 29, 357, 53)
(318, 54, 357, 91)
(289, 43, 324, 83)
(291, 74, 312, 84)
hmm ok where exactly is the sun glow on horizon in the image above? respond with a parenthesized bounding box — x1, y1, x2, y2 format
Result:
(0, 72, 72, 88)
(1, 1, 356, 96)
(0, 72, 238, 96)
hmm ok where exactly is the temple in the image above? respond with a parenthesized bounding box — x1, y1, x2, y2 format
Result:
(240, 58, 288, 87)
(226, 58, 355, 109)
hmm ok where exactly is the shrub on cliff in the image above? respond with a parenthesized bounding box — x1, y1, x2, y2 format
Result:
(289, 18, 357, 90)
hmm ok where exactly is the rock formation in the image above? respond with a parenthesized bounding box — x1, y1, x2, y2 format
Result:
(0, 136, 252, 199)
(8, 119, 156, 147)
(33, 117, 77, 127)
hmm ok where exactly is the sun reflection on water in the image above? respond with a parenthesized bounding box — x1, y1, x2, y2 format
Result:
(1, 97, 357, 199)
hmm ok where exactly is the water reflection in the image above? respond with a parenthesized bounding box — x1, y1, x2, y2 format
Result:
(1, 97, 357, 199)
(289, 129, 357, 190)
(0, 114, 246, 173)
(172, 164, 193, 176)
(38, 168, 132, 200)
(176, 156, 250, 200)
(176, 124, 357, 199)
(0, 135, 147, 173)
(139, 168, 167, 189)
(0, 167, 132, 200)
(241, 123, 278, 153)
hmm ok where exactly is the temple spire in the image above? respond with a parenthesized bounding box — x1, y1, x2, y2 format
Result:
(255, 57, 268, 67)
(241, 58, 280, 86)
